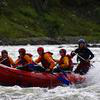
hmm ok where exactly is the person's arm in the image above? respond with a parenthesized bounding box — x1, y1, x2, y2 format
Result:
(12, 59, 20, 68)
(70, 49, 78, 57)
(53, 59, 59, 62)
(9, 57, 15, 64)
(89, 50, 94, 60)
(8, 56, 16, 68)
(87, 49, 94, 61)
(15, 59, 20, 65)
(35, 56, 42, 64)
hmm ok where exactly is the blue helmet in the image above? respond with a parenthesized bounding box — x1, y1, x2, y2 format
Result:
(78, 39, 85, 44)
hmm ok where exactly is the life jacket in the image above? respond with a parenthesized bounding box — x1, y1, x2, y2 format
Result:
(59, 54, 73, 68)
(0, 57, 11, 67)
(26, 53, 33, 58)
(17, 54, 32, 66)
(40, 52, 53, 69)
(17, 57, 27, 66)
(67, 55, 73, 67)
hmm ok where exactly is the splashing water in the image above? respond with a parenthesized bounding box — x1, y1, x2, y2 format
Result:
(0, 44, 99, 100)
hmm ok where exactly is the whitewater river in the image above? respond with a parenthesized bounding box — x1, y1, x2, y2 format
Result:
(0, 44, 100, 100)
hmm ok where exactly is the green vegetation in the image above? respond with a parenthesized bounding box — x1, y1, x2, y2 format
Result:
(0, 0, 100, 43)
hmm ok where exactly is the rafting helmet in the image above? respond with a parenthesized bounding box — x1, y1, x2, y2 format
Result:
(37, 47, 44, 52)
(78, 39, 85, 44)
(1, 50, 8, 54)
(18, 48, 26, 54)
(59, 49, 66, 54)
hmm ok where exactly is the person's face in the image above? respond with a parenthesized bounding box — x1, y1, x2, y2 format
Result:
(19, 52, 25, 57)
(38, 50, 44, 55)
(60, 51, 65, 56)
(79, 43, 86, 48)
(2, 53, 8, 58)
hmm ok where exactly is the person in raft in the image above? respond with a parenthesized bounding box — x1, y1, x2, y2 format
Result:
(35, 47, 55, 72)
(0, 50, 15, 67)
(53, 49, 73, 73)
(71, 39, 94, 75)
(15, 48, 34, 71)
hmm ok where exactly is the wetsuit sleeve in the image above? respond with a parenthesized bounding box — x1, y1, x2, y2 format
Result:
(35, 56, 42, 63)
(71, 48, 78, 57)
(60, 56, 70, 68)
(24, 55, 33, 64)
(88, 49, 94, 60)
(44, 54, 55, 70)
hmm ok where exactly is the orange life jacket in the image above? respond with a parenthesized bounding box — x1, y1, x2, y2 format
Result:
(16, 54, 33, 66)
(40, 52, 53, 69)
(59, 54, 73, 68)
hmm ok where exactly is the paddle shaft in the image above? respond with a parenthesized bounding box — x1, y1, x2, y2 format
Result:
(56, 65, 71, 85)
(0, 58, 8, 63)
(73, 52, 95, 67)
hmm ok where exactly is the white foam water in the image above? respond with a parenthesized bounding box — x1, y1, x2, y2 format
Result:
(0, 44, 99, 100)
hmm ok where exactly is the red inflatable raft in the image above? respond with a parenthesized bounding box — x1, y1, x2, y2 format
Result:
(0, 64, 86, 88)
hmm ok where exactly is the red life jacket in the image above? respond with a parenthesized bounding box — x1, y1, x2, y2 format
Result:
(41, 52, 53, 69)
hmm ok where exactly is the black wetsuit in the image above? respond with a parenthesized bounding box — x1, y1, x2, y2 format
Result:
(71, 47, 94, 75)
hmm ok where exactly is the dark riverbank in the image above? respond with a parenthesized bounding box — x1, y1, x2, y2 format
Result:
(0, 37, 76, 45)
(0, 37, 100, 47)
(0, 37, 89, 45)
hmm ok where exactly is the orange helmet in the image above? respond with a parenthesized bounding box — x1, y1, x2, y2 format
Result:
(18, 48, 26, 54)
(60, 49, 66, 54)
(37, 47, 44, 52)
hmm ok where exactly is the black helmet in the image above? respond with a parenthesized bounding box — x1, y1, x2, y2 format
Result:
(1, 50, 8, 54)
(59, 49, 66, 54)
(18, 48, 26, 54)
(78, 39, 85, 44)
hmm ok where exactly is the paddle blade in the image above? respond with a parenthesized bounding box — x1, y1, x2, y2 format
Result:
(58, 76, 70, 85)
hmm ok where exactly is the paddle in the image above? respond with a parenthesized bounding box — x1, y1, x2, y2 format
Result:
(0, 57, 8, 63)
(73, 52, 95, 68)
(56, 65, 71, 85)
(57, 75, 70, 85)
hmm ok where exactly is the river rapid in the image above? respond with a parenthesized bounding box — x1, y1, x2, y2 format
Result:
(0, 44, 100, 100)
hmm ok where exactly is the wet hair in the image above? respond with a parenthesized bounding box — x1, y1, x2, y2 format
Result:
(1, 50, 8, 54)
